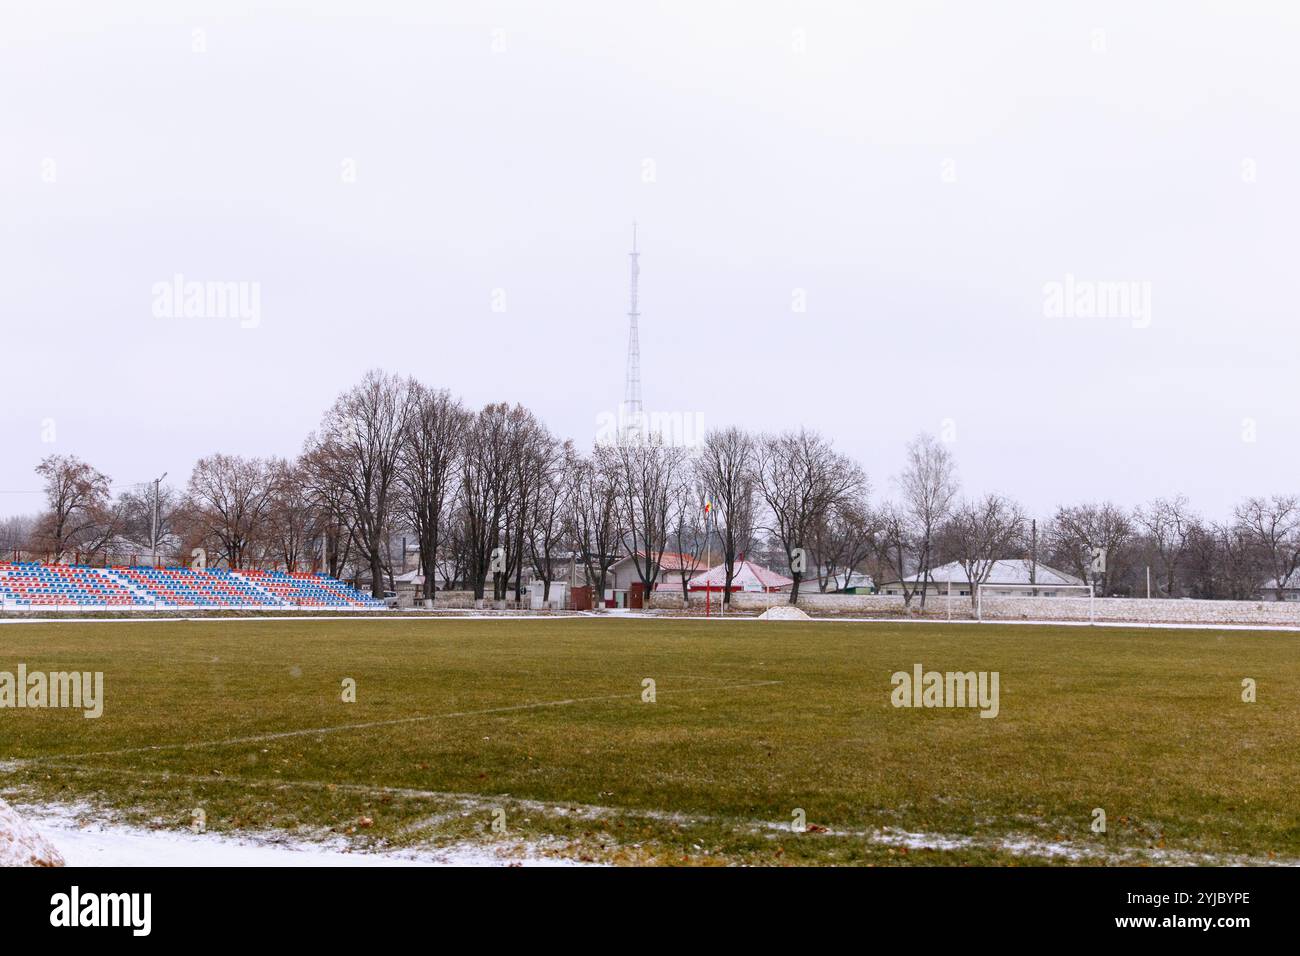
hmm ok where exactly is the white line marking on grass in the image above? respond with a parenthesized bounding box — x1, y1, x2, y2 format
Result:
(7, 680, 783, 766)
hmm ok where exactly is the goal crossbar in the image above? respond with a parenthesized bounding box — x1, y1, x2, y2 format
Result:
(975, 582, 1094, 623)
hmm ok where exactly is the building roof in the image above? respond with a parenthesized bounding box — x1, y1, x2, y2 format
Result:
(819, 570, 874, 591)
(1262, 570, 1300, 590)
(892, 559, 1083, 587)
(619, 551, 708, 573)
(688, 559, 794, 590)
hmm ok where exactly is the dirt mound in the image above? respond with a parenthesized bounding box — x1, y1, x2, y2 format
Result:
(757, 605, 812, 621)
(0, 798, 65, 867)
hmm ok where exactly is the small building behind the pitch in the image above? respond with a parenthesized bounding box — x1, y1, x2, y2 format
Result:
(1259, 570, 1300, 601)
(687, 559, 794, 593)
(879, 559, 1084, 598)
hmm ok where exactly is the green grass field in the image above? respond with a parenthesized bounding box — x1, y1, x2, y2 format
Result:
(2, 616, 1297, 865)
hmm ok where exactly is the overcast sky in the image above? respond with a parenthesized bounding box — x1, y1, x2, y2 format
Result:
(2, 0, 1297, 521)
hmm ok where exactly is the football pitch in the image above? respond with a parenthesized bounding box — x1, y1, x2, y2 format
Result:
(2, 616, 1297, 866)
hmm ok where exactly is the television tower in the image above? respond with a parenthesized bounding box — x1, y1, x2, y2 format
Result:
(621, 223, 643, 441)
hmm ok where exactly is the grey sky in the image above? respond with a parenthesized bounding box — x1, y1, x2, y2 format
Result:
(2, 0, 1297, 521)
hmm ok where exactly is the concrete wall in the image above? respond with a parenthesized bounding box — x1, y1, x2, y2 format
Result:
(646, 590, 1300, 627)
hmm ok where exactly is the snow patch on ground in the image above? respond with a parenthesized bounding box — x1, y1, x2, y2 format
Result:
(757, 606, 812, 621)
(16, 803, 592, 868)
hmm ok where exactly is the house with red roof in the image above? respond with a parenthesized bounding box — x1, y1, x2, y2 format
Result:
(687, 559, 794, 593)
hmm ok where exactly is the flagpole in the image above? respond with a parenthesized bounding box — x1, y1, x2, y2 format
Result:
(707, 496, 717, 624)
(705, 499, 712, 619)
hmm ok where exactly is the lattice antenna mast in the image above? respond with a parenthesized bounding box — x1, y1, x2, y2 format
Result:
(622, 223, 643, 440)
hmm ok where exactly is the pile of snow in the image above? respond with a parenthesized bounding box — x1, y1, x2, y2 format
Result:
(757, 605, 812, 621)
(0, 798, 64, 867)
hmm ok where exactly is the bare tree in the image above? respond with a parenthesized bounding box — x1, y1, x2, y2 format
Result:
(399, 385, 469, 604)
(31, 455, 114, 563)
(301, 441, 356, 577)
(528, 439, 575, 603)
(568, 450, 623, 609)
(1234, 495, 1300, 600)
(459, 403, 519, 600)
(896, 433, 957, 609)
(694, 427, 759, 607)
(1212, 521, 1270, 600)
(607, 436, 690, 593)
(874, 502, 923, 607)
(0, 514, 35, 560)
(264, 457, 319, 571)
(1135, 495, 1195, 597)
(113, 482, 181, 561)
(667, 471, 708, 603)
(939, 493, 1027, 608)
(808, 492, 876, 592)
(313, 370, 415, 597)
(757, 429, 866, 603)
(1047, 502, 1134, 596)
(186, 453, 276, 568)
(505, 408, 555, 601)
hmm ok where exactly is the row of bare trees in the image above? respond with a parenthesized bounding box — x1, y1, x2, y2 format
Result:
(14, 452, 347, 577)
(9, 371, 1300, 604)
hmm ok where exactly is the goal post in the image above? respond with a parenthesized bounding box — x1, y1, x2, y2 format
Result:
(976, 582, 1094, 623)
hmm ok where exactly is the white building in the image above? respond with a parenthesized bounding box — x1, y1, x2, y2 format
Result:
(1259, 571, 1300, 601)
(880, 559, 1085, 597)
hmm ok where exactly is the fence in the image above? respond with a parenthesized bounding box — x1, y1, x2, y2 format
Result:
(645, 589, 1300, 628)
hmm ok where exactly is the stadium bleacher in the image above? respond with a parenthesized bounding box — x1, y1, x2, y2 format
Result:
(238, 569, 387, 609)
(0, 564, 153, 609)
(0, 562, 385, 611)
(114, 566, 282, 608)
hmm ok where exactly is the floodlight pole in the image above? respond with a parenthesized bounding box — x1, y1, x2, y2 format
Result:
(150, 472, 167, 568)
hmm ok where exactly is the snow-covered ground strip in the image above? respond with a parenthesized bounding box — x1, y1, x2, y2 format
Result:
(17, 803, 590, 868)
(19, 796, 1293, 868)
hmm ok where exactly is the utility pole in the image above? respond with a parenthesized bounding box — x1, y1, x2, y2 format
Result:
(150, 472, 167, 568)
